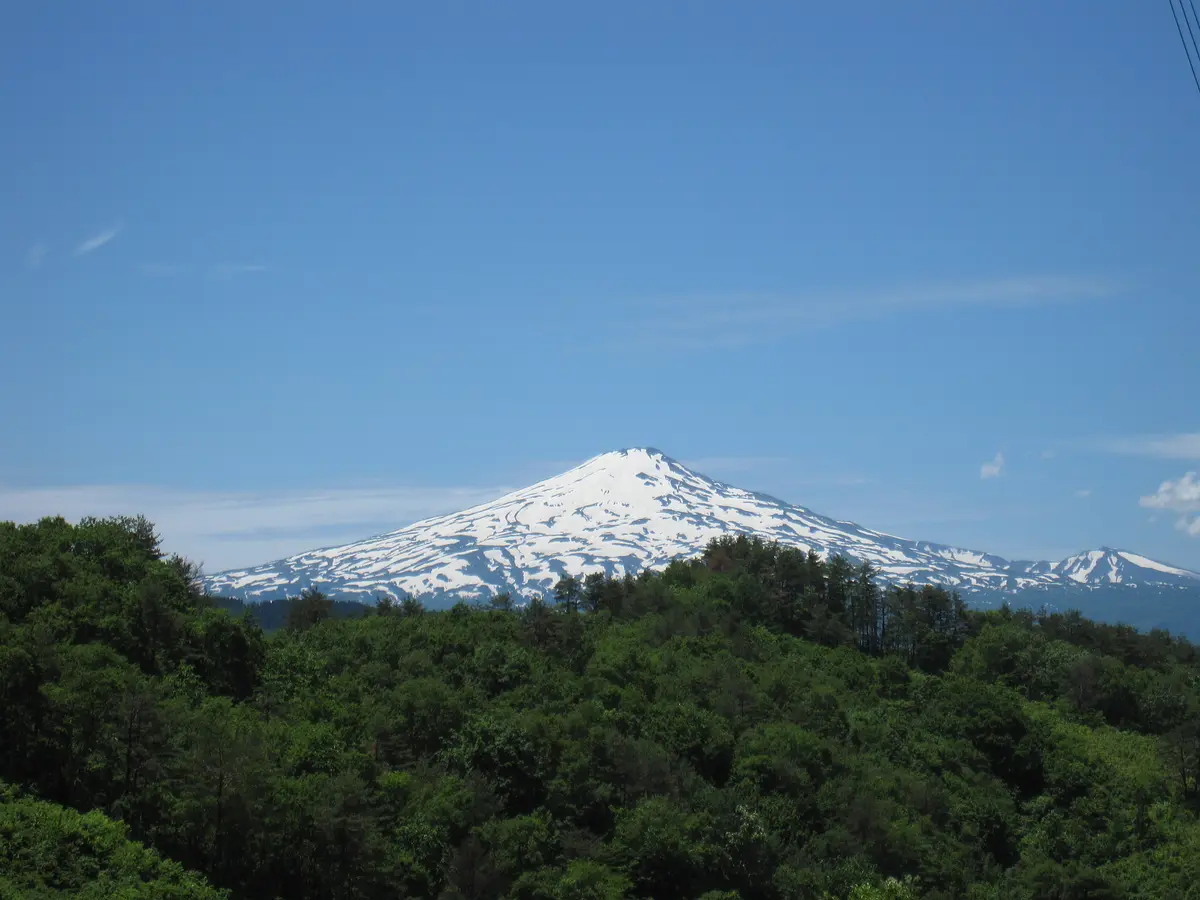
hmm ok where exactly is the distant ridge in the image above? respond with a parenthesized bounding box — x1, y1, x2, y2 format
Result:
(202, 449, 1200, 609)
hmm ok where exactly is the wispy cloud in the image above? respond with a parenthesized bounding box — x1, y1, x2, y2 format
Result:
(1091, 433, 1200, 460)
(681, 456, 868, 489)
(210, 263, 270, 280)
(28, 243, 47, 268)
(142, 262, 270, 279)
(0, 481, 512, 573)
(980, 451, 1005, 480)
(1074, 488, 1092, 499)
(1140, 472, 1200, 538)
(794, 474, 870, 487)
(138, 262, 185, 277)
(683, 455, 792, 474)
(620, 275, 1115, 349)
(74, 222, 122, 255)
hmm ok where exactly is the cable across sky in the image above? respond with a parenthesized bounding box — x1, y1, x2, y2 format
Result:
(1169, 0, 1200, 99)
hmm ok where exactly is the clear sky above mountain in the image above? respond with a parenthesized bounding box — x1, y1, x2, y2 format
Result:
(2, 1, 1199, 573)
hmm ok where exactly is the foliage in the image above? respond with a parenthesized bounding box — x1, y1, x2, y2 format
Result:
(214, 594, 371, 632)
(0, 781, 227, 899)
(3, 521, 1200, 899)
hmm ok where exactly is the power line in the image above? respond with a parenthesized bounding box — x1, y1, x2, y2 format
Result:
(1185, 0, 1200, 68)
(1170, 0, 1200, 99)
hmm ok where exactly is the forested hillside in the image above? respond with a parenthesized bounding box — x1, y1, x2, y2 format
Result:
(3, 515, 1200, 899)
(0, 782, 227, 899)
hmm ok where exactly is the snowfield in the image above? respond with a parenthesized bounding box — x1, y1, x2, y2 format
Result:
(202, 448, 1200, 604)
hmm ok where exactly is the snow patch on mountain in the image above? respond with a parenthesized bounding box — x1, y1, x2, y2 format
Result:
(202, 448, 1200, 604)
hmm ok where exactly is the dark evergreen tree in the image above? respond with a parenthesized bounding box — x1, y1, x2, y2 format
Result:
(553, 575, 582, 612)
(285, 586, 332, 632)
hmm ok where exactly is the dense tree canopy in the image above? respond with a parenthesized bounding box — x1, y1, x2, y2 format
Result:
(0, 782, 228, 899)
(2, 519, 1200, 899)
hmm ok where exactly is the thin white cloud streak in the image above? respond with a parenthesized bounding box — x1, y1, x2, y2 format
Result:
(0, 482, 512, 572)
(28, 244, 47, 268)
(1140, 472, 1200, 539)
(620, 275, 1115, 349)
(142, 262, 269, 278)
(795, 475, 870, 487)
(75, 222, 122, 255)
(210, 263, 270, 280)
(138, 262, 185, 277)
(682, 457, 869, 490)
(1092, 433, 1200, 460)
(1074, 488, 1092, 499)
(980, 452, 1005, 480)
(683, 456, 791, 474)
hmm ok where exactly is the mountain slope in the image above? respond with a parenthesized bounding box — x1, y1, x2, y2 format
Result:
(202, 448, 1200, 606)
(1022, 547, 1199, 586)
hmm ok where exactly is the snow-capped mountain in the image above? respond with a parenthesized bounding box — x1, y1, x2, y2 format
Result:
(202, 448, 1200, 606)
(1019, 548, 1200, 587)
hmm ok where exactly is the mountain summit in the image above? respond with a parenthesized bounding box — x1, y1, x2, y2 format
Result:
(203, 448, 1200, 605)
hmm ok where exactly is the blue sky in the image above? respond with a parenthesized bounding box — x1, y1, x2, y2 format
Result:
(3, 1, 1200, 573)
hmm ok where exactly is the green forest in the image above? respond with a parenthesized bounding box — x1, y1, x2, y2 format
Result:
(3, 515, 1200, 899)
